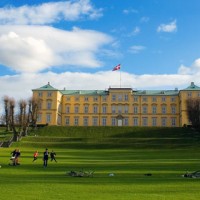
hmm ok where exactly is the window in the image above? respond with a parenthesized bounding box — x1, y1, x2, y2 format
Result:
(93, 96, 98, 102)
(118, 105, 122, 114)
(152, 117, 157, 126)
(66, 97, 70, 101)
(152, 97, 157, 102)
(74, 106, 79, 114)
(142, 105, 148, 114)
(124, 94, 129, 101)
(118, 94, 123, 101)
(38, 92, 43, 97)
(66, 106, 70, 113)
(124, 118, 129, 126)
(134, 96, 138, 102)
(171, 106, 176, 114)
(93, 105, 98, 114)
(133, 118, 138, 126)
(142, 97, 147, 102)
(46, 114, 51, 123)
(111, 118, 116, 126)
(84, 97, 89, 102)
(92, 117, 98, 126)
(124, 105, 129, 114)
(161, 105, 166, 114)
(161, 117, 167, 126)
(65, 117, 70, 125)
(112, 105, 116, 114)
(188, 92, 192, 97)
(84, 106, 89, 114)
(75, 97, 79, 101)
(162, 97, 166, 102)
(83, 117, 88, 126)
(152, 106, 157, 114)
(112, 95, 116, 101)
(47, 92, 52, 97)
(47, 101, 52, 110)
(171, 118, 176, 127)
(74, 117, 79, 126)
(37, 114, 42, 122)
(102, 106, 107, 114)
(133, 106, 138, 114)
(142, 117, 148, 126)
(102, 117, 107, 126)
(102, 96, 107, 102)
(38, 102, 42, 110)
(171, 97, 175, 102)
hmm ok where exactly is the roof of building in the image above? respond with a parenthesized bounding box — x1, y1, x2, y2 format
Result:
(181, 82, 200, 91)
(32, 82, 58, 91)
(134, 90, 179, 96)
(60, 90, 108, 96)
(32, 82, 200, 95)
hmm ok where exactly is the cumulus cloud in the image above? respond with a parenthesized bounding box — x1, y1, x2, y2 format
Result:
(157, 20, 177, 33)
(123, 8, 138, 14)
(129, 45, 146, 54)
(0, 70, 198, 104)
(178, 58, 200, 75)
(0, 25, 112, 73)
(131, 27, 140, 36)
(0, 0, 102, 25)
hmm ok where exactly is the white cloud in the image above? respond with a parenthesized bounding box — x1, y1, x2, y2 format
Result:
(0, 0, 102, 25)
(178, 58, 200, 75)
(0, 25, 113, 73)
(129, 45, 146, 54)
(131, 27, 140, 36)
(140, 17, 149, 23)
(123, 8, 138, 14)
(0, 71, 199, 109)
(157, 20, 177, 33)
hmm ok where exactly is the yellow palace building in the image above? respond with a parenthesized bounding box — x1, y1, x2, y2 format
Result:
(32, 82, 200, 127)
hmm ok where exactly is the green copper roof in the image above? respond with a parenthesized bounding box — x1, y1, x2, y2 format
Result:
(60, 90, 108, 96)
(134, 90, 179, 96)
(181, 82, 200, 91)
(32, 82, 58, 91)
(32, 82, 200, 95)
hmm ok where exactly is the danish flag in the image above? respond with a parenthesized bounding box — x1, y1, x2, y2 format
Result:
(112, 64, 121, 71)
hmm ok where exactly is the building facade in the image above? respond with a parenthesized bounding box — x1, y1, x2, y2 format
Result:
(32, 82, 200, 127)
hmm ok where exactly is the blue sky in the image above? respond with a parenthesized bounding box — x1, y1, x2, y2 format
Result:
(0, 0, 200, 105)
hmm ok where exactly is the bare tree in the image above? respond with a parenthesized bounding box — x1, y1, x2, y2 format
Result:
(29, 97, 41, 129)
(18, 100, 28, 136)
(3, 96, 10, 131)
(9, 98, 19, 141)
(186, 98, 200, 129)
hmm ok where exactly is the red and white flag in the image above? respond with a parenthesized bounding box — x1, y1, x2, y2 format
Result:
(112, 64, 121, 71)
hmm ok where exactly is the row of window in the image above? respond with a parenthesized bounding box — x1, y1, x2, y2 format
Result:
(38, 114, 177, 127)
(65, 117, 177, 127)
(38, 92, 200, 101)
(66, 96, 177, 102)
(65, 105, 177, 115)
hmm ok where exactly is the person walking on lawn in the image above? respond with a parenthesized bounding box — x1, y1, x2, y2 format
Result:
(33, 150, 39, 162)
(43, 148, 49, 167)
(50, 150, 57, 162)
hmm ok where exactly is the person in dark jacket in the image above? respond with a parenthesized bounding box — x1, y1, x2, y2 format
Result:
(43, 148, 49, 167)
(50, 150, 57, 162)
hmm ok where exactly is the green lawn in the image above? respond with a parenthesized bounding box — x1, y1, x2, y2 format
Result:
(0, 127, 200, 200)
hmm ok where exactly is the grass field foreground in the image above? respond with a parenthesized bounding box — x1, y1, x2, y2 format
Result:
(0, 127, 200, 200)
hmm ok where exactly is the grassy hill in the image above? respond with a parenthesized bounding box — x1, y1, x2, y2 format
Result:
(15, 126, 200, 149)
(1, 126, 200, 200)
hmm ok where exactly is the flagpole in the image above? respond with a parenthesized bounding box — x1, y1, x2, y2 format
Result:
(120, 70, 121, 88)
